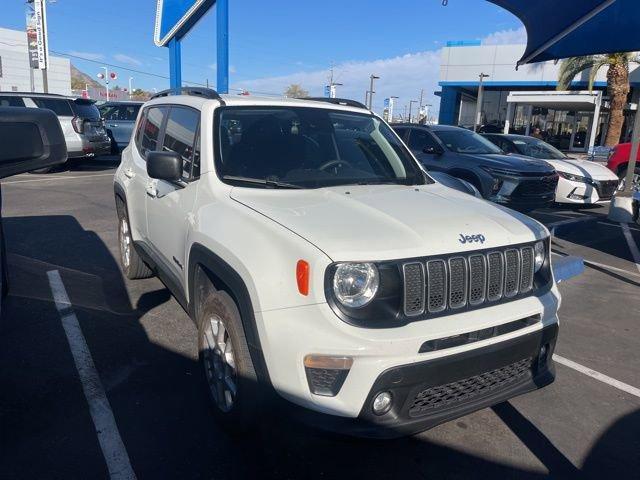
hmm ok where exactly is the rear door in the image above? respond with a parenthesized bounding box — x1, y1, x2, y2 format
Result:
(126, 106, 168, 242)
(103, 104, 141, 147)
(145, 106, 200, 284)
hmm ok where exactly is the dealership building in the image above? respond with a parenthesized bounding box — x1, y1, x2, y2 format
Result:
(437, 41, 640, 152)
(0, 27, 71, 96)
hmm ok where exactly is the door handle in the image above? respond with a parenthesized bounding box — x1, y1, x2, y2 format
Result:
(146, 184, 158, 198)
(108, 124, 119, 128)
(124, 168, 135, 179)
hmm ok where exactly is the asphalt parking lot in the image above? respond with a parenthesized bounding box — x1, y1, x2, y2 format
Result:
(1, 157, 639, 480)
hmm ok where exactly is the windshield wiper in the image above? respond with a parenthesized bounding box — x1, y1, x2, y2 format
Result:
(222, 175, 303, 189)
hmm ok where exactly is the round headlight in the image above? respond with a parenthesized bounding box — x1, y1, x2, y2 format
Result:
(534, 241, 545, 272)
(332, 263, 379, 308)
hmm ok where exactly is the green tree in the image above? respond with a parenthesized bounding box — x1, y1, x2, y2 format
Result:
(284, 84, 309, 99)
(558, 53, 640, 146)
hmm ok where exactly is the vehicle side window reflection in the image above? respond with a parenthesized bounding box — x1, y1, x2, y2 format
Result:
(161, 107, 200, 181)
(140, 107, 166, 158)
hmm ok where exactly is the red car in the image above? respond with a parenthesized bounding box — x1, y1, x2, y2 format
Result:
(607, 142, 640, 189)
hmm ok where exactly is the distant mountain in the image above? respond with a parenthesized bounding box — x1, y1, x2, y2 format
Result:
(70, 64, 101, 90)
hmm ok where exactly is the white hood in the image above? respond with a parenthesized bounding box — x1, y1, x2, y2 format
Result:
(545, 158, 617, 181)
(230, 183, 548, 261)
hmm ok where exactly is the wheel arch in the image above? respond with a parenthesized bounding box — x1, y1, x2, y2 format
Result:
(188, 243, 272, 386)
(448, 169, 485, 195)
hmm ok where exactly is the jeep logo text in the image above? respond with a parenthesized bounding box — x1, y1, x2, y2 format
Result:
(458, 234, 486, 244)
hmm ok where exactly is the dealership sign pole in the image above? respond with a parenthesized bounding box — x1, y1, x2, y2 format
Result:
(154, 0, 229, 94)
(26, 0, 50, 93)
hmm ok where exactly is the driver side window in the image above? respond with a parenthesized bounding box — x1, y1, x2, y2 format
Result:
(408, 129, 439, 152)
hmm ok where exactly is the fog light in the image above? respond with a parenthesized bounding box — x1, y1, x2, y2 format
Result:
(491, 178, 503, 194)
(372, 391, 393, 416)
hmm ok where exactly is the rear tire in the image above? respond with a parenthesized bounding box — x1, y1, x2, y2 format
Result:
(116, 199, 153, 280)
(197, 282, 260, 434)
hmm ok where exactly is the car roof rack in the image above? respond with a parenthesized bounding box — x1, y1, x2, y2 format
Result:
(304, 97, 368, 110)
(151, 87, 225, 104)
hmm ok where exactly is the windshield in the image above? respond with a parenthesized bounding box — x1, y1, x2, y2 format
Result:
(215, 107, 426, 189)
(511, 137, 568, 160)
(433, 129, 503, 155)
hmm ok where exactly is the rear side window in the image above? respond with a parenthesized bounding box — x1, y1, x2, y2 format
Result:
(139, 107, 167, 157)
(71, 101, 101, 120)
(0, 96, 25, 107)
(31, 98, 73, 116)
(409, 129, 440, 151)
(102, 104, 141, 121)
(162, 107, 200, 180)
(394, 127, 408, 140)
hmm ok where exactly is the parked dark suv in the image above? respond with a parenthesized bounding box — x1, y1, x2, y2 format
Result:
(393, 124, 558, 211)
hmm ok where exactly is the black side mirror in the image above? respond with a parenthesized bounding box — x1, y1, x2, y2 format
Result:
(423, 145, 443, 155)
(147, 151, 183, 181)
(0, 107, 67, 178)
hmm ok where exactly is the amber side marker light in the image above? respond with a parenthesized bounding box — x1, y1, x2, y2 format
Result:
(297, 260, 310, 296)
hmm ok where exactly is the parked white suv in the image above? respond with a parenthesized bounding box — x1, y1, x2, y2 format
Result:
(114, 89, 560, 438)
(0, 92, 111, 165)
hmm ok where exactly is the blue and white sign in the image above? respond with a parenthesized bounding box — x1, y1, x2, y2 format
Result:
(154, 0, 216, 47)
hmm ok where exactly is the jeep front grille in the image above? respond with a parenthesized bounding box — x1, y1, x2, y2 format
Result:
(403, 245, 537, 317)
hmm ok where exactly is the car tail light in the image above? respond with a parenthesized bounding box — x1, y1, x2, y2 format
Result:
(72, 116, 85, 134)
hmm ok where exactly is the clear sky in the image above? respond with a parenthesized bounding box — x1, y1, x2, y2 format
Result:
(2, 0, 525, 114)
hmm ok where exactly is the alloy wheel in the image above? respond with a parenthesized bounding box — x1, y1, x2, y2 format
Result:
(119, 218, 131, 269)
(203, 315, 237, 412)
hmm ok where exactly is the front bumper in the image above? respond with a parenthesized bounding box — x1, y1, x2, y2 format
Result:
(555, 177, 618, 204)
(490, 175, 558, 209)
(257, 286, 561, 430)
(297, 323, 557, 438)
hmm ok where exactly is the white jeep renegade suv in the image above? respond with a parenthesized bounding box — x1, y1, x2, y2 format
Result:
(114, 88, 560, 438)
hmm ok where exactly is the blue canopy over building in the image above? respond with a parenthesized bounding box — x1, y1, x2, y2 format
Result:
(489, 0, 640, 66)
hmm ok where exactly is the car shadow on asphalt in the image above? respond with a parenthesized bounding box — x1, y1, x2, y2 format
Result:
(1, 214, 638, 479)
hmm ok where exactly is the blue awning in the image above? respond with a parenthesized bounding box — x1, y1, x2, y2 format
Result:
(489, 0, 640, 66)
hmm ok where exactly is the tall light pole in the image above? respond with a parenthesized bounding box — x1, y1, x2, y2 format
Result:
(408, 100, 418, 124)
(474, 73, 490, 132)
(368, 75, 380, 110)
(128, 77, 134, 100)
(99, 66, 110, 101)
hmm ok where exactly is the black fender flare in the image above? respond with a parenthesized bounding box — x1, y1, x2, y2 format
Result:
(188, 243, 271, 386)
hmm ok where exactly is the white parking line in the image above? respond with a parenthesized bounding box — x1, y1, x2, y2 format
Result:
(47, 270, 136, 480)
(621, 223, 640, 274)
(553, 354, 640, 399)
(3, 173, 114, 185)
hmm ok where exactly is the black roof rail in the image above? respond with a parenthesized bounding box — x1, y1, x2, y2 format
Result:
(151, 87, 225, 104)
(304, 97, 368, 110)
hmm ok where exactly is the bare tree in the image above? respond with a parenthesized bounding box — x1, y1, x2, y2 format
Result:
(284, 84, 309, 99)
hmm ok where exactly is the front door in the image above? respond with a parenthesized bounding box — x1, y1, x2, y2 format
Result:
(408, 128, 445, 171)
(145, 106, 201, 285)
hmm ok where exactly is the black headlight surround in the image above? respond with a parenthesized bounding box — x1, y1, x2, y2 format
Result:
(324, 238, 553, 329)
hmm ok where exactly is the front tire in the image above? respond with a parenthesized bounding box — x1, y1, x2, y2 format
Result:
(197, 286, 260, 433)
(116, 200, 153, 280)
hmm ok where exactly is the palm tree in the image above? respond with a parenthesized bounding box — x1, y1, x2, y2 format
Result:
(558, 53, 640, 147)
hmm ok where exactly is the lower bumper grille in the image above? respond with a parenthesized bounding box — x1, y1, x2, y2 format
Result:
(595, 180, 618, 200)
(511, 175, 559, 198)
(408, 357, 533, 418)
